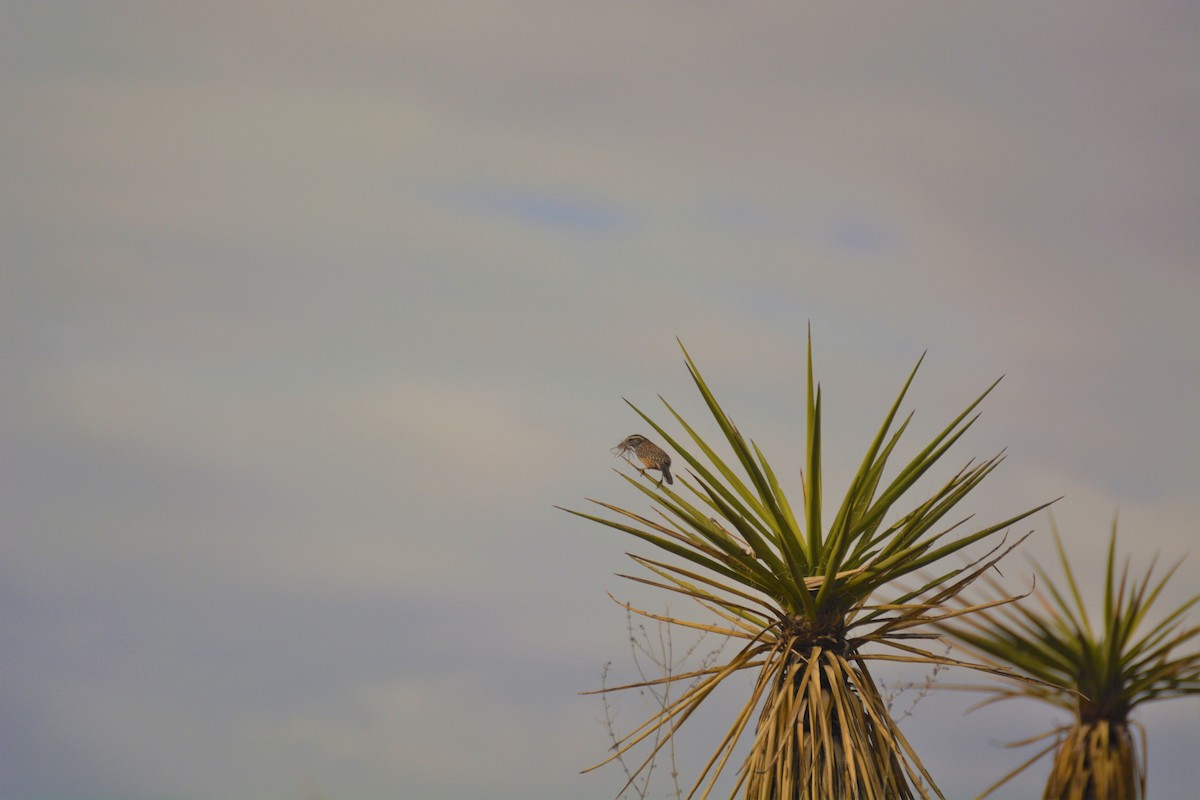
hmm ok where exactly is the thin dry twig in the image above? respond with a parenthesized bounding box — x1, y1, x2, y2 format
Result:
(599, 607, 729, 798)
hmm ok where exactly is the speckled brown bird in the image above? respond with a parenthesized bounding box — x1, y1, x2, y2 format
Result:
(613, 434, 673, 485)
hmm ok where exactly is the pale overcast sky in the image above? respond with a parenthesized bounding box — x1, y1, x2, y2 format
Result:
(2, 2, 1198, 799)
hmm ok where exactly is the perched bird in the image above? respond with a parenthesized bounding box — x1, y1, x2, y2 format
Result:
(613, 434, 673, 485)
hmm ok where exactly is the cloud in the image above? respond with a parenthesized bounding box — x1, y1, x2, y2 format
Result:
(238, 673, 598, 798)
(20, 360, 572, 597)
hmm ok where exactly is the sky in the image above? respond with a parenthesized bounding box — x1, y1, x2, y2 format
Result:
(1, 2, 1198, 798)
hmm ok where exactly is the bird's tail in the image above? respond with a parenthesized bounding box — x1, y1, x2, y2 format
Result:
(662, 464, 673, 485)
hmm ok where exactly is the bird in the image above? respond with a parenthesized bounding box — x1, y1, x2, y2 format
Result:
(613, 434, 673, 485)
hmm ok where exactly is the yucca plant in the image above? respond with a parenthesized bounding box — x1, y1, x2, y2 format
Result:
(938, 517, 1200, 800)
(561, 338, 1054, 799)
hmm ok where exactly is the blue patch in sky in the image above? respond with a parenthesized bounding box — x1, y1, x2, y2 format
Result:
(822, 214, 898, 255)
(450, 184, 635, 233)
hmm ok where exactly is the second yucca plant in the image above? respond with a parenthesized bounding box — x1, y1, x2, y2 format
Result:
(563, 338, 1053, 799)
(939, 517, 1200, 800)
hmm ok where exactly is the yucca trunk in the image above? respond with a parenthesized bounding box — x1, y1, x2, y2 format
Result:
(744, 645, 914, 800)
(740, 613, 922, 800)
(1044, 719, 1143, 800)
